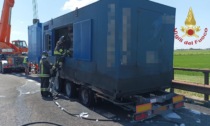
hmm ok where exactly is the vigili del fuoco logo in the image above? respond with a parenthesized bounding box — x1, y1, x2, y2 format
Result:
(174, 7, 208, 45)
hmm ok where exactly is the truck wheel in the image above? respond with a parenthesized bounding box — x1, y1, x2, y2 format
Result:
(79, 87, 94, 107)
(65, 81, 76, 98)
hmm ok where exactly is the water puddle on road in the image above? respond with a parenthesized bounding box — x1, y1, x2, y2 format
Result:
(17, 80, 40, 96)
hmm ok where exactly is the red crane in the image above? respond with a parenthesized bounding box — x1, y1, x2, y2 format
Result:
(0, 0, 28, 55)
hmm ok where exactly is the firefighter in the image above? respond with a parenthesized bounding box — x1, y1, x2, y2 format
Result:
(23, 56, 29, 75)
(39, 51, 52, 98)
(64, 26, 73, 56)
(52, 35, 71, 93)
(54, 36, 66, 69)
(54, 36, 65, 55)
(53, 32, 73, 70)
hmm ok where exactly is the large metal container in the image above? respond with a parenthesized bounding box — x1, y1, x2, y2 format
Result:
(29, 0, 176, 99)
(28, 23, 42, 63)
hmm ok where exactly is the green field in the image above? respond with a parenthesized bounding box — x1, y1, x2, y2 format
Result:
(173, 49, 210, 99)
(174, 54, 210, 68)
(174, 50, 210, 69)
(174, 50, 210, 76)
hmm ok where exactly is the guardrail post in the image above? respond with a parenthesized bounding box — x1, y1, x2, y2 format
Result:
(203, 72, 209, 101)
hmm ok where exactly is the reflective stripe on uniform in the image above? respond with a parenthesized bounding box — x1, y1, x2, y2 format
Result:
(23, 57, 27, 64)
(54, 50, 62, 55)
(41, 88, 48, 91)
(59, 49, 63, 53)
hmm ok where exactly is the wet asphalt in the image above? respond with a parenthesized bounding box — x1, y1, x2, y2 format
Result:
(0, 73, 210, 126)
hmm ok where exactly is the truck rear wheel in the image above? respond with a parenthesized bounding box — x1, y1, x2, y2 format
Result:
(79, 87, 94, 107)
(65, 81, 76, 98)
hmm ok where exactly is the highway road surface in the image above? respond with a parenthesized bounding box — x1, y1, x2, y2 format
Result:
(0, 73, 210, 126)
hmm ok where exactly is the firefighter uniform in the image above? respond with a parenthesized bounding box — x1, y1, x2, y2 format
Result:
(54, 26, 73, 56)
(54, 36, 66, 69)
(39, 52, 52, 97)
(23, 57, 29, 75)
(54, 36, 65, 55)
(52, 36, 70, 93)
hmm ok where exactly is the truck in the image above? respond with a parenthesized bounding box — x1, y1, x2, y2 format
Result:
(0, 0, 28, 73)
(28, 0, 184, 121)
(0, 54, 26, 73)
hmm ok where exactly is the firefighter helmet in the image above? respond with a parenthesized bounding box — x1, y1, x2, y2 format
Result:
(42, 51, 48, 57)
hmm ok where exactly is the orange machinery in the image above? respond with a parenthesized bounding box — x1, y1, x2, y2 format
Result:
(0, 0, 28, 55)
(0, 0, 27, 73)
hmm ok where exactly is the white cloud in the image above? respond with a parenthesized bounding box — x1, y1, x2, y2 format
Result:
(62, 0, 99, 11)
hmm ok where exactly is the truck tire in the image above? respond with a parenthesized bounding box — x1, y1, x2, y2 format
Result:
(79, 87, 94, 107)
(65, 81, 76, 98)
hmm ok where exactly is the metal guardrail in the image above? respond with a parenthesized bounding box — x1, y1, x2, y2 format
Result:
(172, 67, 210, 101)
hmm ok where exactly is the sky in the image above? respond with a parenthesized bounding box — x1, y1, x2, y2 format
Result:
(0, 0, 209, 49)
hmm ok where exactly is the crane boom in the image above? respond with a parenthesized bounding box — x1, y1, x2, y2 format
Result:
(0, 0, 14, 43)
(0, 0, 28, 55)
(0, 0, 28, 74)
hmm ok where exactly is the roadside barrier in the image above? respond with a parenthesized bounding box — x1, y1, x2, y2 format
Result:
(172, 67, 210, 101)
